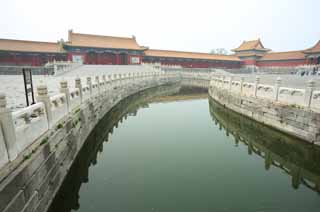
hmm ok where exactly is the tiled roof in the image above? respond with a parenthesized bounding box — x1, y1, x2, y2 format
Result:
(304, 40, 320, 54)
(259, 51, 306, 61)
(145, 49, 240, 61)
(67, 31, 145, 50)
(0, 39, 62, 53)
(233, 39, 270, 52)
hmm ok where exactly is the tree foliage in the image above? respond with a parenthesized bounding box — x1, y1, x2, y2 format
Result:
(210, 48, 229, 55)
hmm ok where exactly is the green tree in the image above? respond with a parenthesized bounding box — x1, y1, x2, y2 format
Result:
(210, 48, 229, 55)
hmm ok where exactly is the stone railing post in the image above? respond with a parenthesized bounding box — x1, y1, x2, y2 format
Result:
(221, 76, 225, 89)
(102, 75, 106, 91)
(107, 75, 112, 91)
(0, 93, 18, 160)
(240, 77, 244, 96)
(60, 80, 71, 112)
(53, 64, 58, 75)
(75, 77, 83, 102)
(229, 76, 233, 91)
(254, 76, 260, 98)
(274, 77, 281, 101)
(113, 74, 117, 87)
(304, 79, 315, 108)
(95, 76, 100, 94)
(119, 74, 122, 87)
(37, 83, 53, 128)
(87, 77, 92, 96)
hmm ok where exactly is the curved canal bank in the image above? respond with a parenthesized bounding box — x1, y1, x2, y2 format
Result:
(0, 72, 179, 212)
(209, 76, 320, 144)
(48, 87, 320, 212)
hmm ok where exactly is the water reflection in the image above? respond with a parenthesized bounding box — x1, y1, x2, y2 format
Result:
(208, 97, 320, 193)
(48, 84, 207, 212)
(48, 85, 320, 212)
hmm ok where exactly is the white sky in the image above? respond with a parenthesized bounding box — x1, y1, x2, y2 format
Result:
(1, 0, 319, 53)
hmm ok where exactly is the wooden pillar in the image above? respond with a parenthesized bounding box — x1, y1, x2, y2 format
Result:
(13, 54, 17, 65)
(32, 55, 36, 66)
(116, 54, 120, 65)
(97, 53, 100, 64)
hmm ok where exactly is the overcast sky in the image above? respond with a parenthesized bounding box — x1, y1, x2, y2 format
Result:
(1, 0, 319, 53)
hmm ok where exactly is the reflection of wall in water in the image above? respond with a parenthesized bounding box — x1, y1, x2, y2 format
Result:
(209, 97, 320, 193)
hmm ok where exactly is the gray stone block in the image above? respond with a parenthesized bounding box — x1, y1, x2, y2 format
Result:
(21, 191, 38, 212)
(23, 152, 56, 201)
(3, 190, 25, 212)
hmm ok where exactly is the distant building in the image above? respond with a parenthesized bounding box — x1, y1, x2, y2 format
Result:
(0, 30, 319, 69)
(232, 39, 320, 68)
(0, 39, 66, 66)
(64, 30, 146, 65)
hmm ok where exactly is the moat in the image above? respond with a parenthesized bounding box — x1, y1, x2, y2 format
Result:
(48, 86, 320, 212)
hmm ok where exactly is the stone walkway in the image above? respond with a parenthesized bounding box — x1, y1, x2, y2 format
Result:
(1, 65, 320, 110)
(0, 65, 156, 110)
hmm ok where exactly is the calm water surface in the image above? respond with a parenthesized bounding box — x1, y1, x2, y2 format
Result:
(49, 87, 320, 212)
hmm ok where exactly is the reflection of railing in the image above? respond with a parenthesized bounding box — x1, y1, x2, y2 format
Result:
(209, 98, 320, 193)
(210, 76, 320, 111)
(0, 71, 180, 171)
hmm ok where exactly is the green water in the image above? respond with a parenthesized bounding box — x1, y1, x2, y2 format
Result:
(49, 87, 320, 212)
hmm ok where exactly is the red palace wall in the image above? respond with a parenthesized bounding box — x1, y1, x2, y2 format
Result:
(256, 60, 307, 67)
(145, 59, 240, 69)
(242, 59, 257, 66)
(0, 53, 65, 66)
(68, 52, 142, 65)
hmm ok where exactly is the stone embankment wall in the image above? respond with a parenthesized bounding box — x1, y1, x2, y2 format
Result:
(209, 76, 320, 143)
(0, 71, 179, 212)
(179, 71, 210, 89)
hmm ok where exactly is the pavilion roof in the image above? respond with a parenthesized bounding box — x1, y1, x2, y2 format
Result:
(304, 40, 320, 54)
(0, 39, 62, 53)
(259, 50, 306, 61)
(66, 30, 146, 50)
(144, 49, 240, 61)
(232, 39, 270, 52)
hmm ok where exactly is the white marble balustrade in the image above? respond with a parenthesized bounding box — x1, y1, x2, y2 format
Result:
(210, 76, 320, 111)
(0, 71, 179, 171)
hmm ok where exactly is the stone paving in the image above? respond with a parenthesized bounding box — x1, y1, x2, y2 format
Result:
(0, 65, 157, 110)
(1, 65, 320, 110)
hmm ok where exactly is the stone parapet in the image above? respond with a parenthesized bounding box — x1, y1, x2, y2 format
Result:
(209, 76, 320, 143)
(0, 71, 180, 212)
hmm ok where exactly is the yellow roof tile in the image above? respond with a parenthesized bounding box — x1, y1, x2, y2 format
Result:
(0, 39, 62, 53)
(67, 31, 145, 50)
(145, 49, 240, 61)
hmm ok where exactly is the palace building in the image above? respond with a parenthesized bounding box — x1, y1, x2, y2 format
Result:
(232, 39, 320, 68)
(0, 39, 66, 66)
(64, 30, 146, 65)
(0, 30, 319, 68)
